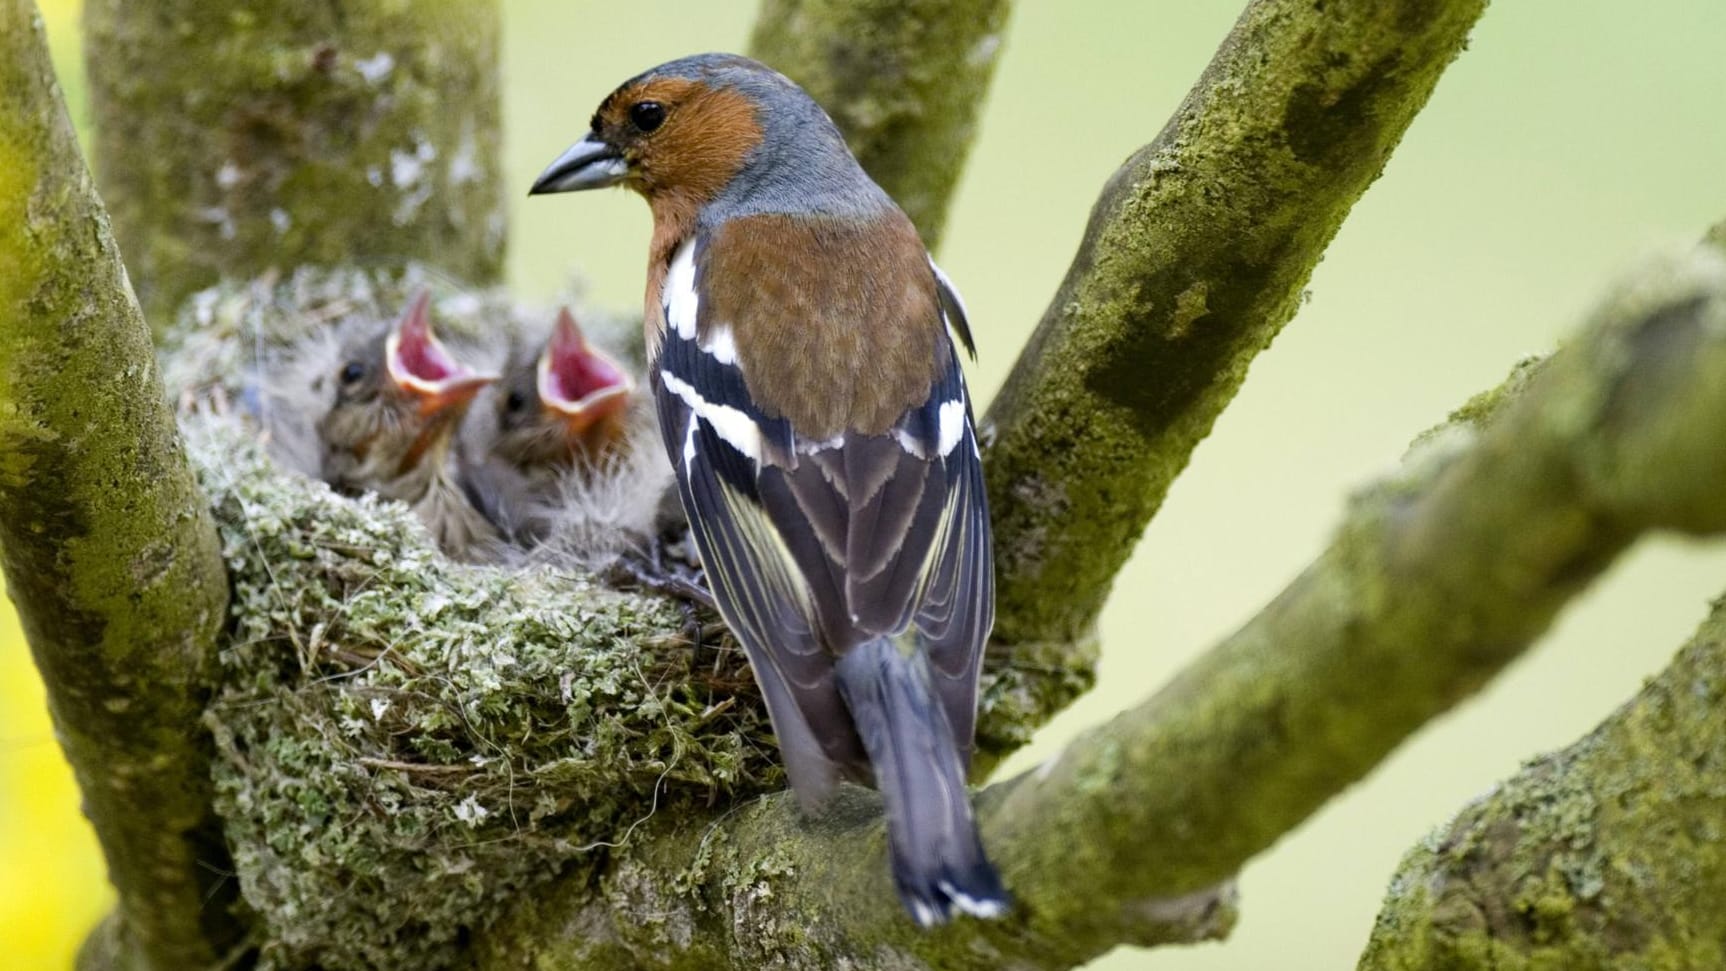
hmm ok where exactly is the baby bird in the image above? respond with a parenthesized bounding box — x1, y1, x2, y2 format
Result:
(464, 307, 644, 544)
(531, 54, 1005, 924)
(490, 308, 635, 483)
(317, 292, 502, 559)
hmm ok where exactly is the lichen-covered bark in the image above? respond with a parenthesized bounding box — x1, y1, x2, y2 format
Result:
(995, 245, 1726, 903)
(83, 0, 505, 325)
(470, 245, 1726, 971)
(1358, 579, 1726, 971)
(0, 4, 235, 969)
(982, 0, 1489, 661)
(748, 0, 1010, 248)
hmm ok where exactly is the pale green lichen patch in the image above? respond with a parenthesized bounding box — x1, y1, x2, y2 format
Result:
(84, 0, 507, 324)
(972, 630, 1099, 776)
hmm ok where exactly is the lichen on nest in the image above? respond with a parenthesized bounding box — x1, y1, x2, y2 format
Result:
(171, 269, 778, 971)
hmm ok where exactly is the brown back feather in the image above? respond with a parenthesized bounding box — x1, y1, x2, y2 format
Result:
(699, 212, 946, 439)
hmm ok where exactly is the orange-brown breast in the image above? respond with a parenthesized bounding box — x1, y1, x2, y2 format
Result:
(699, 212, 947, 439)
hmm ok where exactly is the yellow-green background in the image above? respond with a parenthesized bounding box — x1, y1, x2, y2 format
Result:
(6, 1, 1726, 967)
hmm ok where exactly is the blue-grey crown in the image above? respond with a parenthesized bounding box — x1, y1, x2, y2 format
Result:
(636, 53, 894, 224)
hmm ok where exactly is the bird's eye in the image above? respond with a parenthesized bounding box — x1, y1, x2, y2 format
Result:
(504, 389, 527, 413)
(340, 361, 367, 384)
(630, 101, 666, 133)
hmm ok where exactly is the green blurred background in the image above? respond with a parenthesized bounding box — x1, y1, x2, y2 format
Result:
(6, 0, 1726, 967)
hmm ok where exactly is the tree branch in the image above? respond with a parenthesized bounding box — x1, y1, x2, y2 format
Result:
(82, 0, 506, 325)
(747, 0, 1010, 249)
(1359, 561, 1726, 969)
(979, 0, 1488, 693)
(0, 3, 235, 968)
(472, 240, 1726, 971)
(1354, 237, 1726, 971)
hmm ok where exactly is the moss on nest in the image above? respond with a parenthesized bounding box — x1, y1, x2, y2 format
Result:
(194, 424, 777, 970)
(169, 270, 773, 971)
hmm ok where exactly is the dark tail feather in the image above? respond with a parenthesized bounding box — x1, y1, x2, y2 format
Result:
(835, 638, 1009, 926)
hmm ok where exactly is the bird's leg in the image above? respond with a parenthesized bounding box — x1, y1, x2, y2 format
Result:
(601, 549, 716, 612)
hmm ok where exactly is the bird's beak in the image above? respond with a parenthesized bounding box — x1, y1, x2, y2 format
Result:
(386, 292, 498, 418)
(537, 307, 634, 435)
(529, 134, 628, 194)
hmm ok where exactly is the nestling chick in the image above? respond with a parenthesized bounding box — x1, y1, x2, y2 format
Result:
(462, 306, 652, 543)
(490, 307, 634, 481)
(531, 54, 1005, 925)
(316, 292, 502, 560)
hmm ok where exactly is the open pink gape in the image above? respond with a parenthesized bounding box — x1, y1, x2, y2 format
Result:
(387, 292, 495, 415)
(538, 308, 633, 427)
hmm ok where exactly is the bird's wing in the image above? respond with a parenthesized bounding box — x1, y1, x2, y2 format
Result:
(656, 237, 993, 800)
(903, 262, 992, 760)
(753, 324, 992, 761)
(653, 239, 864, 803)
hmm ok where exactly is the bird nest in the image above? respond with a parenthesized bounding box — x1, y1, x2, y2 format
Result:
(169, 267, 780, 971)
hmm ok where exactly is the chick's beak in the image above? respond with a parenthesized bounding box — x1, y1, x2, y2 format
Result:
(386, 292, 498, 418)
(529, 133, 628, 194)
(538, 307, 634, 434)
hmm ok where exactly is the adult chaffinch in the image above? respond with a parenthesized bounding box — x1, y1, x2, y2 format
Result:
(531, 53, 1005, 925)
(316, 291, 502, 560)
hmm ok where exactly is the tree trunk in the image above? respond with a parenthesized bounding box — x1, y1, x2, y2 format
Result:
(0, 4, 234, 968)
(83, 0, 506, 326)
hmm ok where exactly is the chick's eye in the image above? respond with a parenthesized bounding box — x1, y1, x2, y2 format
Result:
(630, 101, 665, 133)
(340, 361, 367, 384)
(504, 389, 527, 413)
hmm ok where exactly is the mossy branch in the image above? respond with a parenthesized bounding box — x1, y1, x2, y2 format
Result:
(747, 0, 1010, 249)
(1354, 241, 1726, 971)
(82, 0, 506, 326)
(0, 3, 235, 969)
(1359, 565, 1726, 970)
(474, 775, 1235, 971)
(979, 0, 1488, 692)
(470, 242, 1726, 971)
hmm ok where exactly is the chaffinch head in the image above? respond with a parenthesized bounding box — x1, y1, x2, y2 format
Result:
(316, 291, 502, 560)
(532, 53, 1005, 925)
